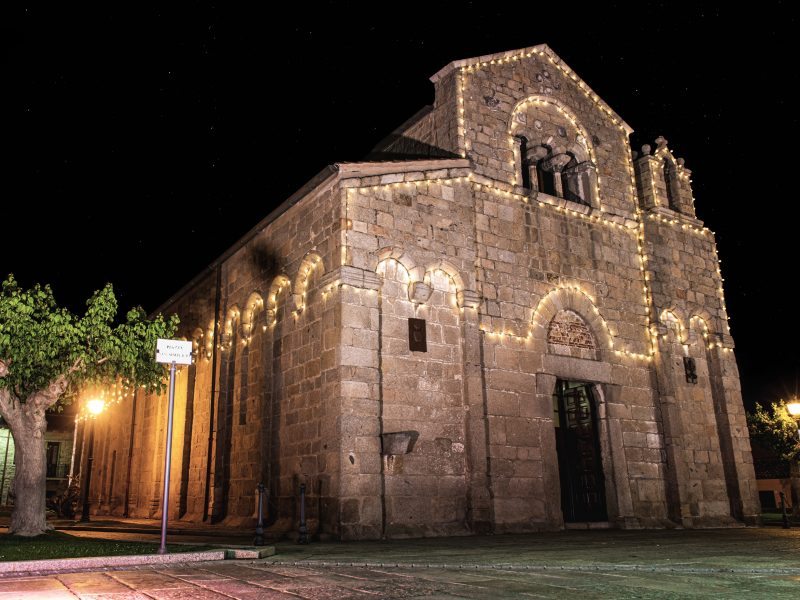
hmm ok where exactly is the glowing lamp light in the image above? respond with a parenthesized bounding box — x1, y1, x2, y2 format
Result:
(86, 399, 105, 416)
(787, 401, 800, 418)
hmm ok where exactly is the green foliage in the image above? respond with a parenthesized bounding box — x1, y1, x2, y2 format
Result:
(747, 400, 800, 463)
(0, 274, 178, 403)
(0, 531, 211, 561)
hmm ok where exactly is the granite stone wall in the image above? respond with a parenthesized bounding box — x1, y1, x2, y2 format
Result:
(82, 44, 758, 538)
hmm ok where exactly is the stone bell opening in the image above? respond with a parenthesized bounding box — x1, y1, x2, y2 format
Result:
(552, 380, 607, 523)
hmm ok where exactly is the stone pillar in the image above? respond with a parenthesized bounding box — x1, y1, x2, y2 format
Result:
(652, 327, 692, 526)
(458, 289, 492, 533)
(535, 372, 563, 528)
(633, 150, 660, 211)
(706, 335, 760, 524)
(598, 383, 637, 527)
(337, 266, 383, 540)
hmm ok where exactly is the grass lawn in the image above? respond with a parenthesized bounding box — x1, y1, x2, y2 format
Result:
(0, 531, 212, 562)
(761, 511, 800, 527)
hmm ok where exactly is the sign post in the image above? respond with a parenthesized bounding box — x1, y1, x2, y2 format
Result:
(155, 338, 193, 554)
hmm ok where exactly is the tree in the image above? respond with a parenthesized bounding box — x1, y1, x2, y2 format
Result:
(0, 275, 177, 536)
(747, 400, 800, 515)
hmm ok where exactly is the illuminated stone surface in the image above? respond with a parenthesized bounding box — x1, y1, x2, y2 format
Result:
(81, 45, 757, 540)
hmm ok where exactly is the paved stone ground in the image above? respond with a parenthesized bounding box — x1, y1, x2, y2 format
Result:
(1, 528, 799, 598)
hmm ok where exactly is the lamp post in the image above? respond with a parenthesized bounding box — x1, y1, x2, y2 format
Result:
(787, 401, 800, 441)
(79, 398, 105, 522)
(786, 400, 800, 522)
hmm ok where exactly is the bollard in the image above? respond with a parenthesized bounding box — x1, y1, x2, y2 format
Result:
(254, 482, 266, 546)
(780, 491, 790, 529)
(298, 483, 309, 544)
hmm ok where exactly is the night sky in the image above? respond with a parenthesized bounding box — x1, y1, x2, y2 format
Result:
(2, 3, 797, 409)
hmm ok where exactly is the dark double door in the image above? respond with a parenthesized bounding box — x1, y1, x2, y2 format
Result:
(553, 380, 607, 522)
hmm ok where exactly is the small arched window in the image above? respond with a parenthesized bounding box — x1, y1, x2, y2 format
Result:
(536, 156, 557, 197)
(663, 158, 681, 212)
(560, 153, 592, 207)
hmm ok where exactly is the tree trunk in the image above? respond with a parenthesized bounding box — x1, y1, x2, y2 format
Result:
(791, 461, 800, 518)
(6, 407, 49, 536)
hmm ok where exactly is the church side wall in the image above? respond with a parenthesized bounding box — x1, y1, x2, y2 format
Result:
(86, 185, 344, 536)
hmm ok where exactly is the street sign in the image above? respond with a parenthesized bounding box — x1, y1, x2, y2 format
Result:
(155, 338, 193, 365)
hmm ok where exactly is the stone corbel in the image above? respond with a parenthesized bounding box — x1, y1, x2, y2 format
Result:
(291, 293, 304, 313)
(708, 332, 735, 349)
(653, 323, 669, 338)
(338, 265, 382, 291)
(408, 281, 432, 304)
(457, 289, 481, 310)
(381, 431, 419, 456)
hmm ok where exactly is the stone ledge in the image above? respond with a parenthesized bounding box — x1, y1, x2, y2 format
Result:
(225, 546, 276, 559)
(0, 549, 226, 575)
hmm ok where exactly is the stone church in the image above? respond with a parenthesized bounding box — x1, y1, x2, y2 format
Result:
(76, 44, 759, 539)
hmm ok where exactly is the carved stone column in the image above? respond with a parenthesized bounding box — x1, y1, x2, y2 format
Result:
(652, 324, 693, 526)
(458, 289, 492, 533)
(535, 372, 562, 528)
(706, 334, 760, 524)
(336, 266, 384, 540)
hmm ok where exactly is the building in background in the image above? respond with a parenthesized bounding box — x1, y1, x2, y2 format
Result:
(0, 413, 74, 506)
(79, 44, 759, 538)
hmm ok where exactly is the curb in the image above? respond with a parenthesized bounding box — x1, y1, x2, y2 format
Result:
(0, 546, 277, 577)
(52, 525, 254, 539)
(0, 549, 227, 576)
(262, 559, 800, 576)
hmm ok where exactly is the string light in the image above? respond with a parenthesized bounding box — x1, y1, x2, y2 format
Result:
(458, 70, 467, 157)
(75, 380, 136, 423)
(240, 292, 264, 346)
(142, 45, 732, 375)
(507, 96, 603, 211)
(460, 46, 629, 138)
(292, 253, 324, 318)
(220, 306, 240, 352)
(266, 275, 290, 328)
(357, 176, 649, 358)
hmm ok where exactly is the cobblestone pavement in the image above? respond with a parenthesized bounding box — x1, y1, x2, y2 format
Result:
(0, 528, 799, 598)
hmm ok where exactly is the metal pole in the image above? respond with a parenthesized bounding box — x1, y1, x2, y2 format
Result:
(780, 491, 790, 529)
(298, 482, 309, 544)
(123, 388, 138, 517)
(67, 418, 79, 486)
(158, 362, 178, 555)
(254, 482, 265, 546)
(80, 418, 96, 522)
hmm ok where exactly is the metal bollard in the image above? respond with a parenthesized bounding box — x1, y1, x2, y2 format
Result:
(254, 482, 266, 546)
(780, 491, 790, 529)
(298, 483, 309, 544)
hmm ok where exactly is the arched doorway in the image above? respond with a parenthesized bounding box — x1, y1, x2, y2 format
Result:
(552, 380, 607, 522)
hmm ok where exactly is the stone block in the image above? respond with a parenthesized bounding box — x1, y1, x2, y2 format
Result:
(487, 389, 519, 416)
(226, 546, 276, 559)
(488, 369, 535, 392)
(505, 418, 537, 446)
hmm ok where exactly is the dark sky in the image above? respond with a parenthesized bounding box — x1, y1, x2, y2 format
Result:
(2, 3, 797, 408)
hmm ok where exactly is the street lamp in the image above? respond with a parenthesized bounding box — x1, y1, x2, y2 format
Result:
(786, 400, 800, 526)
(79, 398, 105, 522)
(788, 401, 800, 441)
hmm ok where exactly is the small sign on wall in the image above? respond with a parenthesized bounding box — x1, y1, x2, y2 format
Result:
(408, 318, 427, 352)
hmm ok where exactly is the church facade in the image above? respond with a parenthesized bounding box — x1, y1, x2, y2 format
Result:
(77, 45, 759, 539)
